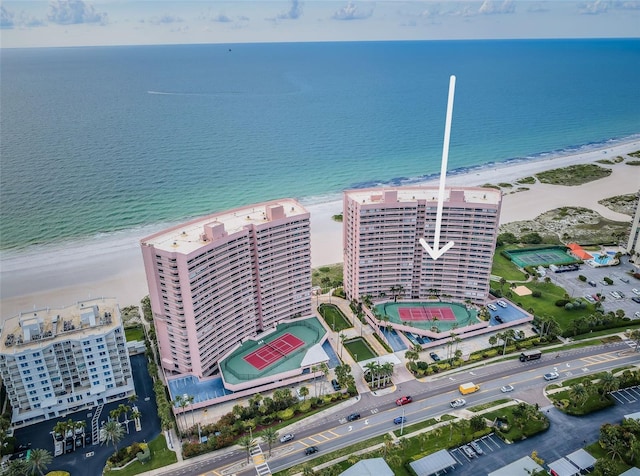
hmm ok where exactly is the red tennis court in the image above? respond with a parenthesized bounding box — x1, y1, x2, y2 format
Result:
(243, 333, 305, 370)
(398, 306, 456, 321)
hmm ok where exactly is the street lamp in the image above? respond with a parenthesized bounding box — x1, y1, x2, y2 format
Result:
(400, 407, 405, 436)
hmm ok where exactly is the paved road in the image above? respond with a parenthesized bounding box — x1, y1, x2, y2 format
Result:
(153, 342, 638, 476)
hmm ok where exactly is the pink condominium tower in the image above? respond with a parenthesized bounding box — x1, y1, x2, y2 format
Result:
(343, 187, 502, 305)
(141, 199, 312, 379)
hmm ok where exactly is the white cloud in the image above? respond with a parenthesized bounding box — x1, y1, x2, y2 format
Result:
(332, 2, 373, 20)
(212, 13, 232, 23)
(147, 14, 183, 25)
(277, 0, 303, 20)
(479, 0, 516, 15)
(47, 0, 107, 25)
(578, 0, 609, 14)
(1, 5, 15, 28)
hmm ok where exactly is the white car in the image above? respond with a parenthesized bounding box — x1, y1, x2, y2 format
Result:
(487, 304, 498, 311)
(610, 291, 621, 299)
(497, 300, 508, 308)
(500, 385, 514, 393)
(280, 433, 295, 443)
(544, 372, 560, 381)
(450, 398, 466, 408)
(635, 312, 640, 319)
(584, 295, 596, 304)
(632, 288, 640, 296)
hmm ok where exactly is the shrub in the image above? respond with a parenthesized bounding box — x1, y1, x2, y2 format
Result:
(555, 299, 570, 307)
(532, 290, 542, 298)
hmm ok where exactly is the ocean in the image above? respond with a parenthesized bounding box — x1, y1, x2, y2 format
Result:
(1, 38, 639, 256)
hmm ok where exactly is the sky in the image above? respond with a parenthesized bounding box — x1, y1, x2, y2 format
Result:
(0, 0, 639, 48)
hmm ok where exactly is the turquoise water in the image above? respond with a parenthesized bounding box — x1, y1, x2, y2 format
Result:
(1, 39, 639, 253)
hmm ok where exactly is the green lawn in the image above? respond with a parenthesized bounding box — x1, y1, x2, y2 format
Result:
(317, 304, 352, 332)
(491, 247, 527, 281)
(312, 264, 344, 289)
(104, 434, 177, 476)
(125, 326, 145, 342)
(344, 338, 377, 361)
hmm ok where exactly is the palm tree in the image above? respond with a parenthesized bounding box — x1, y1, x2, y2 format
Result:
(381, 362, 394, 387)
(102, 420, 124, 453)
(364, 362, 378, 389)
(569, 384, 588, 407)
(629, 329, 640, 352)
(237, 435, 256, 464)
(404, 348, 419, 365)
(128, 393, 138, 405)
(27, 448, 52, 476)
(339, 333, 347, 359)
(599, 372, 620, 397)
(173, 394, 189, 434)
(299, 386, 309, 401)
(186, 394, 196, 429)
(5, 459, 29, 476)
(260, 427, 279, 457)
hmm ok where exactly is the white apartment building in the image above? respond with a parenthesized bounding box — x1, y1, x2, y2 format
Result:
(141, 199, 312, 379)
(343, 187, 502, 304)
(0, 298, 135, 429)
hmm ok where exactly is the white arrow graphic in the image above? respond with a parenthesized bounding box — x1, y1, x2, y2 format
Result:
(420, 74, 457, 260)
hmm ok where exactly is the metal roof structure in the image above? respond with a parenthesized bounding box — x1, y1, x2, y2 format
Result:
(488, 456, 544, 476)
(340, 458, 394, 476)
(409, 449, 457, 476)
(548, 457, 580, 476)
(565, 448, 596, 471)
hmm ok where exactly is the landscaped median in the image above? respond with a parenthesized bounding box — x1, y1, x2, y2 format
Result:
(278, 399, 549, 476)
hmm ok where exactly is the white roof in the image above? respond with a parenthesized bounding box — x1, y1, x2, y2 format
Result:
(548, 458, 580, 476)
(410, 449, 457, 476)
(488, 456, 544, 476)
(565, 448, 596, 470)
(300, 343, 329, 367)
(340, 458, 394, 476)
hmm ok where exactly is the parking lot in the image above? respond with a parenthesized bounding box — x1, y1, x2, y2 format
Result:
(609, 386, 640, 405)
(450, 433, 503, 464)
(10, 354, 162, 476)
(546, 256, 640, 318)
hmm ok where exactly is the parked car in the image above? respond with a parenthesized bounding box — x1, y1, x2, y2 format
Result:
(396, 396, 412, 406)
(429, 352, 441, 362)
(632, 288, 640, 296)
(500, 385, 514, 393)
(305, 446, 319, 455)
(584, 295, 596, 303)
(497, 300, 508, 308)
(494, 315, 504, 323)
(331, 379, 341, 391)
(450, 398, 466, 408)
(280, 433, 295, 443)
(610, 291, 621, 299)
(487, 304, 498, 311)
(469, 441, 484, 455)
(632, 297, 640, 304)
(393, 416, 407, 424)
(461, 445, 476, 458)
(347, 413, 360, 422)
(588, 281, 597, 287)
(544, 372, 560, 381)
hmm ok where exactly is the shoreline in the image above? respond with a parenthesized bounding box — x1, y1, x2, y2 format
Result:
(1, 139, 639, 317)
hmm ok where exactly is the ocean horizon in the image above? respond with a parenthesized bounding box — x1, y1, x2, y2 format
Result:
(1, 38, 639, 256)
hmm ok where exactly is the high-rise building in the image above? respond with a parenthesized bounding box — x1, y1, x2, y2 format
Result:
(343, 187, 501, 304)
(0, 298, 134, 429)
(141, 199, 312, 379)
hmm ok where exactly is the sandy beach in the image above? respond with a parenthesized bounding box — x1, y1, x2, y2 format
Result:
(1, 140, 639, 318)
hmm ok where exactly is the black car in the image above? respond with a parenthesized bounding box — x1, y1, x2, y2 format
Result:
(429, 352, 441, 362)
(331, 379, 341, 391)
(15, 443, 31, 452)
(494, 315, 503, 323)
(305, 446, 319, 455)
(632, 296, 640, 304)
(347, 413, 360, 422)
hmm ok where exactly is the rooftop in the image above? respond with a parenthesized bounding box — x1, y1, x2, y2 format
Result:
(1, 298, 121, 354)
(345, 186, 501, 207)
(141, 198, 309, 254)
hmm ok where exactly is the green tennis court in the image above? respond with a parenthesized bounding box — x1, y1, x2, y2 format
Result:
(504, 246, 578, 268)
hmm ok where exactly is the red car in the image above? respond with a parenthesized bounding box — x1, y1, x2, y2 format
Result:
(396, 396, 412, 406)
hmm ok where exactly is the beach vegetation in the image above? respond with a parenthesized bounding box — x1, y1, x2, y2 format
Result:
(482, 183, 501, 189)
(626, 160, 640, 165)
(516, 176, 536, 184)
(312, 264, 343, 290)
(498, 182, 512, 188)
(331, 212, 343, 222)
(598, 193, 638, 216)
(627, 150, 640, 158)
(535, 163, 612, 186)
